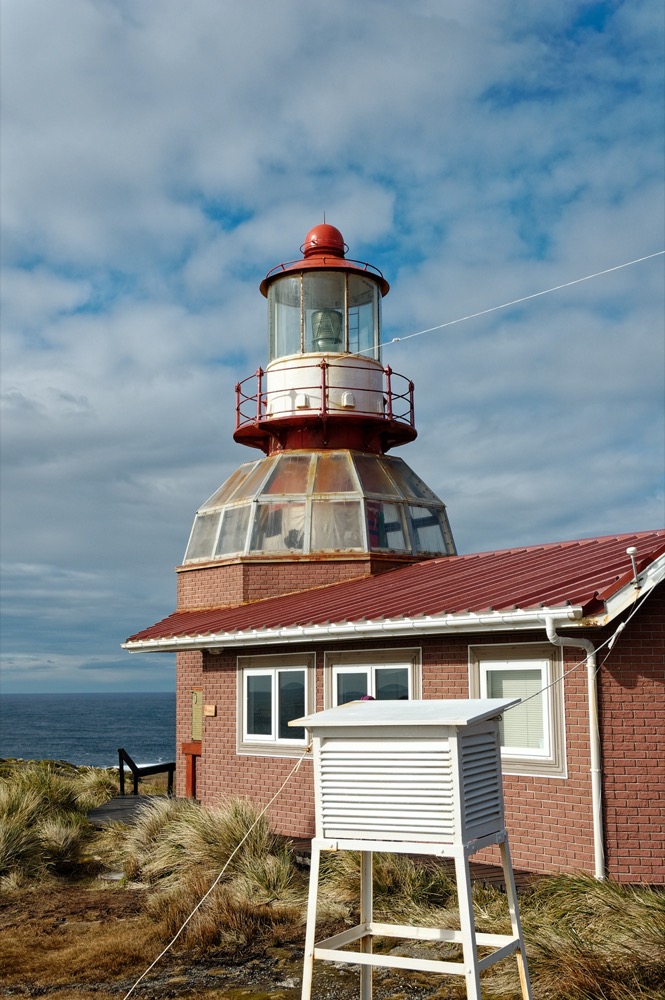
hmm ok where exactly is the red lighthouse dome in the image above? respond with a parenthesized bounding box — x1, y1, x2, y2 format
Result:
(302, 223, 346, 257)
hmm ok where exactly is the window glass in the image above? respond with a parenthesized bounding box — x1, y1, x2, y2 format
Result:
(485, 667, 547, 754)
(353, 455, 399, 496)
(337, 671, 368, 705)
(313, 453, 356, 493)
(375, 667, 409, 700)
(263, 455, 311, 495)
(215, 505, 251, 556)
(246, 674, 272, 737)
(202, 463, 259, 509)
(184, 512, 220, 561)
(367, 501, 409, 551)
(327, 649, 420, 708)
(408, 505, 447, 553)
(239, 656, 313, 752)
(231, 457, 276, 500)
(303, 272, 345, 352)
(348, 275, 379, 359)
(387, 458, 441, 503)
(278, 670, 305, 739)
(250, 502, 306, 552)
(269, 276, 301, 359)
(469, 645, 564, 777)
(311, 501, 363, 550)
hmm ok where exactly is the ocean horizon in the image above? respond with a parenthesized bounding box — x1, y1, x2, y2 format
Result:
(0, 691, 176, 768)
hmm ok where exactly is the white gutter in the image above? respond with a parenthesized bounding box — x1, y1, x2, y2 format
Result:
(546, 617, 605, 880)
(122, 605, 584, 653)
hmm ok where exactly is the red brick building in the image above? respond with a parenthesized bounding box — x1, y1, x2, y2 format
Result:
(124, 225, 664, 883)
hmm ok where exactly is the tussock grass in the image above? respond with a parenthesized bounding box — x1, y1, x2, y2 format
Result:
(0, 760, 119, 883)
(505, 874, 665, 1000)
(146, 871, 304, 958)
(320, 849, 456, 920)
(124, 796, 308, 953)
(124, 796, 295, 890)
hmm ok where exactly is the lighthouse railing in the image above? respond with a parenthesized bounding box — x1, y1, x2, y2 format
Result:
(235, 359, 415, 432)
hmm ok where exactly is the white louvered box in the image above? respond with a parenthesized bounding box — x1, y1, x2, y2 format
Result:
(292, 699, 519, 846)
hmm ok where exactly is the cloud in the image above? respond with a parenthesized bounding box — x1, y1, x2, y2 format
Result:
(1, 0, 663, 692)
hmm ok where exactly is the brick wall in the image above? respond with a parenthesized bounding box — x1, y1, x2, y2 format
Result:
(176, 555, 417, 610)
(597, 586, 665, 883)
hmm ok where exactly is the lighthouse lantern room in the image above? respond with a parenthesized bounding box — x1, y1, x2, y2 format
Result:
(182, 224, 456, 570)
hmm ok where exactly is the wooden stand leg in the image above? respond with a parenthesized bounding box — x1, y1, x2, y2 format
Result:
(301, 842, 321, 1000)
(500, 838, 533, 1000)
(360, 850, 373, 1000)
(454, 852, 482, 1000)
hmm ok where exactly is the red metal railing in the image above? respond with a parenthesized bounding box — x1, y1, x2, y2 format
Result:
(235, 359, 415, 432)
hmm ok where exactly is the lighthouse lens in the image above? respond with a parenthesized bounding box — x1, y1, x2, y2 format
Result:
(304, 272, 345, 352)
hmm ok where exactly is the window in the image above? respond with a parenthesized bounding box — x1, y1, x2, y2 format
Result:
(325, 648, 421, 707)
(237, 654, 314, 755)
(469, 644, 566, 777)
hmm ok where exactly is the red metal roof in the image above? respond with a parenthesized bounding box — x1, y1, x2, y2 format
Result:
(125, 531, 664, 644)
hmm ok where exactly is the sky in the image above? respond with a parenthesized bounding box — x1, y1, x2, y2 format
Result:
(1, 0, 663, 694)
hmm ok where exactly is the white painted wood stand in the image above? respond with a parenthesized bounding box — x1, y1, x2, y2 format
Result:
(291, 699, 533, 1000)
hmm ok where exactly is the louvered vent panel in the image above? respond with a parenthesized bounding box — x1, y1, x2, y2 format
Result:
(319, 739, 456, 842)
(460, 732, 503, 836)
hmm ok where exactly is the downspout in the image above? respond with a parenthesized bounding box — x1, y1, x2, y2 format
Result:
(545, 617, 605, 880)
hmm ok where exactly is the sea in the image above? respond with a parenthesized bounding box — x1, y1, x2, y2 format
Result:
(0, 692, 176, 768)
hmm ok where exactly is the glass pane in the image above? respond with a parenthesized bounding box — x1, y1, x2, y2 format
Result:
(201, 463, 259, 509)
(250, 502, 306, 551)
(278, 670, 305, 739)
(263, 455, 311, 495)
(184, 512, 220, 561)
(336, 671, 368, 705)
(408, 505, 447, 553)
(386, 457, 441, 503)
(269, 276, 301, 359)
(215, 505, 251, 556)
(367, 501, 408, 551)
(231, 457, 276, 500)
(487, 669, 545, 751)
(303, 272, 345, 352)
(246, 674, 272, 737)
(348, 275, 379, 359)
(354, 454, 399, 496)
(313, 453, 356, 493)
(375, 667, 409, 700)
(311, 501, 363, 550)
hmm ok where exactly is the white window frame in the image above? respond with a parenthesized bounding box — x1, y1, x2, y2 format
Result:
(324, 648, 421, 708)
(237, 653, 315, 756)
(469, 643, 567, 778)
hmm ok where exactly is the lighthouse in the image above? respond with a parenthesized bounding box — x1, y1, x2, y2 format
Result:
(181, 223, 455, 583)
